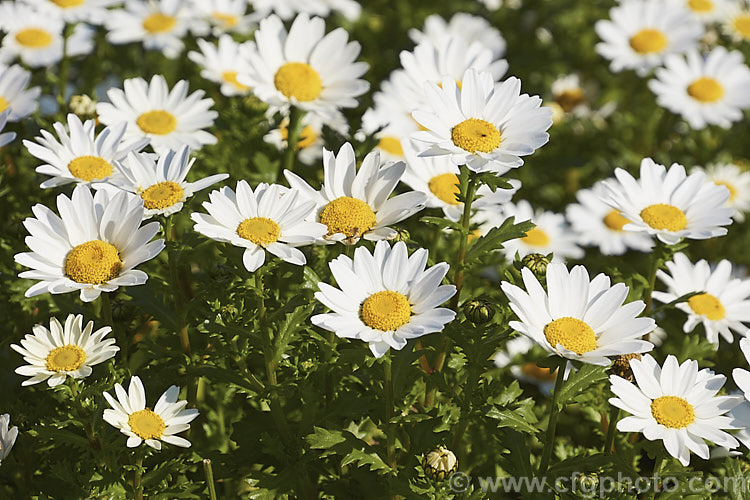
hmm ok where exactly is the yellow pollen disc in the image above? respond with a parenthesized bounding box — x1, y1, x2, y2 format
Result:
(715, 180, 737, 201)
(734, 15, 750, 39)
(141, 181, 184, 210)
(65, 240, 122, 284)
(128, 409, 166, 440)
(222, 71, 250, 91)
(521, 227, 550, 247)
(68, 155, 113, 182)
(0, 96, 8, 113)
(555, 88, 585, 113)
(543, 317, 597, 355)
(629, 29, 668, 54)
(15, 28, 53, 48)
(319, 196, 377, 238)
(603, 210, 630, 232)
(136, 110, 177, 135)
(428, 173, 460, 205)
(651, 395, 695, 429)
(377, 136, 404, 157)
(142, 13, 176, 34)
(212, 11, 238, 27)
(51, 0, 84, 7)
(360, 290, 412, 331)
(688, 293, 725, 320)
(688, 0, 714, 12)
(640, 203, 687, 232)
(237, 217, 280, 246)
(451, 118, 501, 154)
(45, 344, 86, 372)
(274, 62, 322, 102)
(280, 124, 317, 149)
(687, 77, 724, 103)
(520, 362, 558, 382)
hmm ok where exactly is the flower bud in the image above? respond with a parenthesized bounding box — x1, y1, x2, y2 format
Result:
(69, 94, 97, 119)
(423, 446, 457, 481)
(463, 299, 495, 325)
(520, 253, 551, 277)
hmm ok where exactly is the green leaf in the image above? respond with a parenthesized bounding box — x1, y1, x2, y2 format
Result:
(485, 405, 539, 435)
(340, 448, 393, 475)
(304, 426, 347, 449)
(466, 217, 534, 264)
(557, 363, 608, 407)
(419, 216, 463, 232)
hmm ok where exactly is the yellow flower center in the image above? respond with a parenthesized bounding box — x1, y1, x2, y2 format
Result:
(451, 118, 501, 153)
(64, 240, 122, 284)
(222, 71, 250, 91)
(15, 28, 53, 48)
(51, 0, 85, 7)
(142, 13, 176, 34)
(212, 11, 238, 28)
(687, 77, 724, 103)
(603, 210, 630, 232)
(141, 181, 184, 210)
(45, 344, 87, 372)
(629, 29, 668, 54)
(68, 155, 114, 182)
(520, 362, 558, 382)
(688, 293, 725, 320)
(128, 409, 166, 440)
(521, 227, 550, 247)
(136, 110, 177, 135)
(555, 88, 585, 113)
(0, 96, 9, 113)
(715, 180, 737, 201)
(428, 173, 460, 205)
(237, 217, 280, 246)
(651, 395, 695, 429)
(732, 14, 750, 39)
(274, 62, 322, 102)
(319, 196, 377, 238)
(360, 290, 412, 331)
(543, 317, 597, 355)
(280, 124, 317, 149)
(688, 0, 714, 12)
(640, 203, 687, 232)
(377, 136, 404, 157)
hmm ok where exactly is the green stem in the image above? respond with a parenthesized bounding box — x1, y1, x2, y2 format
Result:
(280, 106, 305, 179)
(57, 24, 73, 111)
(101, 292, 114, 327)
(650, 451, 666, 500)
(604, 406, 620, 454)
(538, 362, 566, 475)
(384, 352, 396, 469)
(203, 459, 217, 500)
(134, 454, 143, 500)
(164, 217, 191, 355)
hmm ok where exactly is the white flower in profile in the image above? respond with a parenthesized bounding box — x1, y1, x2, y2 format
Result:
(501, 263, 656, 366)
(24, 114, 150, 189)
(600, 158, 734, 244)
(692, 163, 750, 222)
(188, 35, 253, 97)
(0, 414, 18, 465)
(0, 110, 16, 148)
(22, 0, 120, 24)
(14, 185, 165, 302)
(249, 0, 362, 21)
(11, 314, 119, 387)
(411, 69, 552, 176)
(103, 376, 199, 450)
(408, 13, 507, 59)
(284, 142, 426, 244)
(0, 63, 40, 122)
(733, 338, 750, 404)
(188, 0, 259, 35)
(312, 240, 457, 357)
(610, 354, 740, 466)
(102, 146, 228, 218)
(97, 75, 218, 154)
(669, 0, 732, 24)
(652, 253, 750, 344)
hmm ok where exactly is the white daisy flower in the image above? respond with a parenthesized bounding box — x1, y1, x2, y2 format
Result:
(648, 47, 750, 130)
(408, 13, 507, 59)
(96, 75, 218, 154)
(188, 35, 253, 97)
(22, 0, 120, 24)
(0, 414, 18, 465)
(284, 142, 427, 244)
(0, 109, 16, 148)
(103, 146, 229, 218)
(566, 180, 654, 256)
(670, 0, 732, 23)
(692, 163, 750, 222)
(106, 0, 207, 59)
(188, 0, 258, 35)
(600, 158, 733, 244)
(609, 354, 740, 466)
(263, 111, 348, 166)
(652, 252, 750, 344)
(14, 185, 165, 302)
(360, 78, 422, 161)
(312, 240, 457, 358)
(23, 114, 150, 189)
(191, 181, 327, 272)
(0, 3, 94, 67)
(723, 2, 750, 42)
(103, 376, 199, 450)
(501, 262, 656, 365)
(489, 200, 584, 262)
(0, 64, 40, 122)
(595, 0, 703, 74)
(249, 0, 362, 21)
(238, 13, 369, 120)
(400, 139, 520, 221)
(733, 338, 750, 403)
(549, 74, 589, 118)
(10, 314, 119, 387)
(411, 69, 552, 176)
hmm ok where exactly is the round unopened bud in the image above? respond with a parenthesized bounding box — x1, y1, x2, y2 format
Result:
(521, 253, 551, 277)
(218, 304, 239, 324)
(423, 446, 457, 481)
(392, 228, 410, 243)
(69, 94, 97, 119)
(463, 299, 495, 325)
(608, 353, 642, 382)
